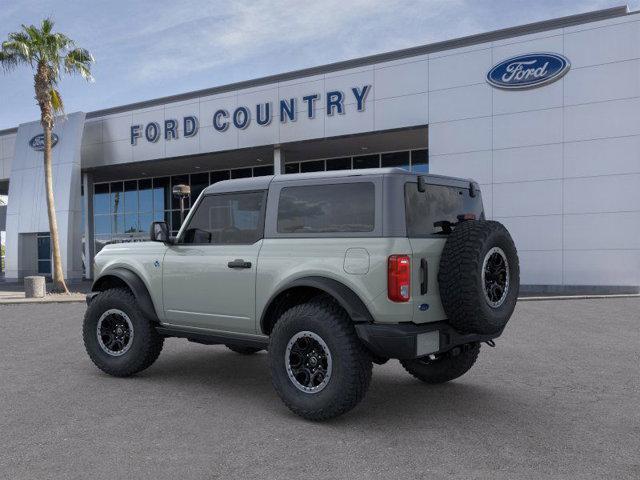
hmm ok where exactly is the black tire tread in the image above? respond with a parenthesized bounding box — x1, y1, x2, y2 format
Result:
(83, 288, 164, 377)
(438, 220, 519, 334)
(269, 298, 372, 421)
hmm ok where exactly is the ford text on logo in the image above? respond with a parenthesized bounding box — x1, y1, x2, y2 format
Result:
(29, 133, 59, 151)
(487, 53, 570, 90)
(130, 85, 371, 145)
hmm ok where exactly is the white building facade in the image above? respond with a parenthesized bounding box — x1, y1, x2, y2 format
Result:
(0, 5, 638, 293)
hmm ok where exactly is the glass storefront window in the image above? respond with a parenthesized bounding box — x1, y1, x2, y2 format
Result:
(353, 154, 380, 169)
(284, 163, 300, 174)
(190, 172, 209, 203)
(138, 178, 153, 213)
(231, 168, 252, 179)
(124, 180, 138, 213)
(300, 160, 325, 172)
(153, 177, 170, 213)
(253, 165, 274, 176)
(382, 151, 410, 170)
(94, 183, 110, 215)
(211, 170, 230, 183)
(411, 149, 429, 173)
(326, 157, 351, 171)
(110, 182, 123, 215)
(139, 213, 153, 235)
(124, 213, 138, 234)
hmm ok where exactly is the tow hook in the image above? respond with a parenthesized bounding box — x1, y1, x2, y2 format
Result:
(484, 340, 496, 348)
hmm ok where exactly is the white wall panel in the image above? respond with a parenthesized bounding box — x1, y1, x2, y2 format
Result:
(374, 60, 428, 100)
(325, 102, 374, 137)
(278, 78, 324, 113)
(493, 80, 563, 115)
(497, 215, 563, 251)
(102, 114, 133, 143)
(493, 108, 562, 149)
(479, 183, 493, 220)
(564, 212, 640, 250)
(238, 115, 279, 149)
(429, 150, 492, 184)
(374, 93, 428, 132)
(279, 112, 325, 143)
(564, 136, 640, 178)
(493, 143, 563, 183)
(199, 125, 238, 153)
(565, 60, 640, 106)
(82, 120, 102, 145)
(564, 20, 640, 68)
(429, 83, 491, 123)
(429, 48, 492, 91)
(102, 139, 133, 164)
(564, 250, 639, 286)
(324, 68, 374, 107)
(429, 116, 491, 155)
(564, 174, 640, 214)
(492, 34, 563, 61)
(2, 134, 16, 160)
(564, 97, 640, 142)
(518, 250, 563, 285)
(493, 180, 563, 217)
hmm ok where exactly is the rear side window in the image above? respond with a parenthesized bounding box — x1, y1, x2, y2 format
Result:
(405, 182, 484, 236)
(277, 183, 375, 234)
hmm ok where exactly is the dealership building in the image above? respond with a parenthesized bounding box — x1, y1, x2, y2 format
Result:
(0, 5, 639, 293)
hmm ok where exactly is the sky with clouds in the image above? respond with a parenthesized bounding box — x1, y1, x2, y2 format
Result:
(0, 0, 638, 130)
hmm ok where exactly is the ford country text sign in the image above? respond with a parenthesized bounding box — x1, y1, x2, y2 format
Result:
(487, 53, 570, 90)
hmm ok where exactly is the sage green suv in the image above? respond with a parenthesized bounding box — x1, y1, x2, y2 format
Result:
(84, 168, 519, 420)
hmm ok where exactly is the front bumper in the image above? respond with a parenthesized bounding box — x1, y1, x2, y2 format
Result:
(354, 321, 502, 360)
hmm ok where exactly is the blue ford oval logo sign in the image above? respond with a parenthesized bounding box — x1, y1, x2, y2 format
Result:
(29, 133, 59, 151)
(487, 53, 570, 90)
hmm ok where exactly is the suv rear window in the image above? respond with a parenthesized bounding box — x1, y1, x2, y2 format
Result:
(405, 182, 484, 236)
(277, 183, 375, 233)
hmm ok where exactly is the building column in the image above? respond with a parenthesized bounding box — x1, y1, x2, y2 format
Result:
(273, 146, 284, 175)
(82, 172, 94, 279)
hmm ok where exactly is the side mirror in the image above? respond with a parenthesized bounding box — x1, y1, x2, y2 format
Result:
(150, 221, 171, 243)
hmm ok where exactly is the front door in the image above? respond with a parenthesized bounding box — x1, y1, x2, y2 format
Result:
(162, 190, 266, 334)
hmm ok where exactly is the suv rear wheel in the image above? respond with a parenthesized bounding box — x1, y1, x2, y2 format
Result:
(269, 298, 372, 421)
(400, 343, 480, 384)
(83, 288, 164, 377)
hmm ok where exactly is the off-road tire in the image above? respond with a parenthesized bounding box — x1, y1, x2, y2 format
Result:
(83, 288, 164, 377)
(225, 344, 262, 355)
(438, 220, 519, 334)
(400, 343, 480, 384)
(269, 298, 372, 421)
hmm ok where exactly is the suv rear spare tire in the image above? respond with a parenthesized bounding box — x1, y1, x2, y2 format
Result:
(438, 220, 519, 334)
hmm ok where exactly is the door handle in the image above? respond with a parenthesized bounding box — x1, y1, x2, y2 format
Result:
(420, 258, 428, 295)
(228, 259, 252, 269)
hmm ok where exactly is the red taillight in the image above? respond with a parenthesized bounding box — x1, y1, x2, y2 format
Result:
(388, 255, 411, 302)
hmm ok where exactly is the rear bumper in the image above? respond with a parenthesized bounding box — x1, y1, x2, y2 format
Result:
(354, 321, 502, 360)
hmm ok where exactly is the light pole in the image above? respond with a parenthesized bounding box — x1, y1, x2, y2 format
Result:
(172, 184, 191, 227)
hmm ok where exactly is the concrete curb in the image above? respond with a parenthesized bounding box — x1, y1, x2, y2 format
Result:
(0, 295, 86, 305)
(518, 294, 640, 302)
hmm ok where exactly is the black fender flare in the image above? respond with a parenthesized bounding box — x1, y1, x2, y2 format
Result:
(91, 268, 159, 322)
(260, 276, 374, 334)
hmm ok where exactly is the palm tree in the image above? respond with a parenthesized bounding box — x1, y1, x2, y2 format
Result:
(0, 18, 93, 293)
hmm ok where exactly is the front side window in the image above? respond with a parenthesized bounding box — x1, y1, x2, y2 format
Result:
(182, 191, 265, 245)
(277, 183, 375, 234)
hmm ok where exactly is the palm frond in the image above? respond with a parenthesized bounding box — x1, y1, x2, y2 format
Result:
(64, 47, 94, 81)
(50, 87, 64, 113)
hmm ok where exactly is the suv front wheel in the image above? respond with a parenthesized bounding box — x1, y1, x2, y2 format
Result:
(83, 288, 164, 377)
(269, 298, 372, 421)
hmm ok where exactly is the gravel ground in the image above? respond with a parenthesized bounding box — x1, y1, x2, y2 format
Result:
(0, 298, 638, 479)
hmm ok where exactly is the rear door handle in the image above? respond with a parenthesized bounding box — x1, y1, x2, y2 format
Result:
(228, 259, 252, 269)
(420, 258, 428, 295)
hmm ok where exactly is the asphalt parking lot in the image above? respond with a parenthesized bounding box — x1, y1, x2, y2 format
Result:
(1, 298, 639, 479)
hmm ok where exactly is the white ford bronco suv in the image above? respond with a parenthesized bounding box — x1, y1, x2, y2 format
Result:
(84, 168, 519, 420)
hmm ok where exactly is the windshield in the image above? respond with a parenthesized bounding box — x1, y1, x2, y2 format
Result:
(405, 182, 484, 236)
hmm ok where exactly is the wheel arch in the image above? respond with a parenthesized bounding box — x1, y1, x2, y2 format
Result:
(91, 268, 159, 322)
(259, 276, 374, 335)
